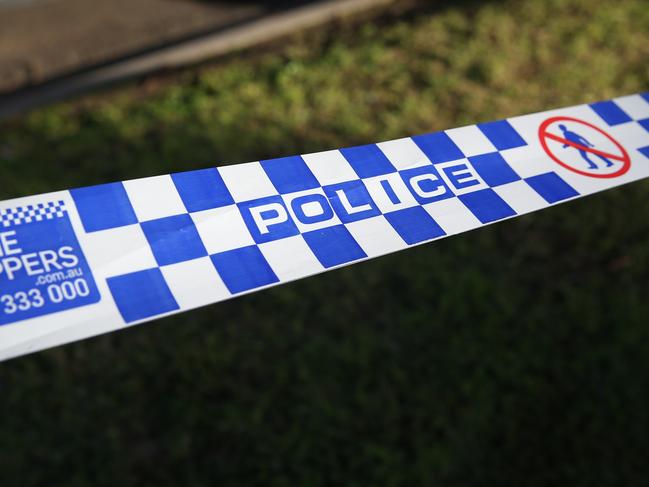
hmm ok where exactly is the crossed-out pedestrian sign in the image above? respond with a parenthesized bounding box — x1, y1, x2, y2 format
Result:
(538, 116, 630, 178)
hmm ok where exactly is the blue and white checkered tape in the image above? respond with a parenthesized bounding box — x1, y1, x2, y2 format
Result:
(1, 93, 649, 361)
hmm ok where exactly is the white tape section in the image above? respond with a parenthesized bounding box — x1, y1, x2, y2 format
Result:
(1, 94, 649, 361)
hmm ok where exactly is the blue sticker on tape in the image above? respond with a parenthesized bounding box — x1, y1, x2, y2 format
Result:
(0, 201, 100, 325)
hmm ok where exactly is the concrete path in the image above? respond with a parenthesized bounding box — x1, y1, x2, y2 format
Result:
(0, 0, 267, 93)
(0, 0, 399, 118)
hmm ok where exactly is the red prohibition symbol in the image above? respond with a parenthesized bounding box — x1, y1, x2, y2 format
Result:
(538, 116, 631, 178)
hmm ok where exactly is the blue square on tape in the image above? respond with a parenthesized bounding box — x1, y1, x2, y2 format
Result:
(589, 100, 632, 126)
(141, 214, 207, 266)
(637, 118, 649, 133)
(71, 182, 138, 232)
(171, 168, 234, 212)
(641, 92, 649, 104)
(107, 268, 179, 323)
(323, 180, 380, 223)
(400, 165, 454, 204)
(238, 195, 299, 244)
(639, 146, 649, 159)
(477, 120, 527, 150)
(468, 152, 521, 187)
(302, 225, 367, 268)
(340, 144, 396, 178)
(525, 172, 579, 204)
(0, 201, 100, 326)
(261, 155, 320, 194)
(211, 245, 278, 294)
(440, 162, 484, 191)
(412, 131, 464, 163)
(459, 188, 516, 223)
(384, 207, 445, 245)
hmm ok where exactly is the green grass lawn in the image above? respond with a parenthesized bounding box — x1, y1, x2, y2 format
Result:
(1, 0, 649, 485)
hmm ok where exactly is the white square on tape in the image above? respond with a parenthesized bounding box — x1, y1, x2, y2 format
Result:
(376, 137, 432, 170)
(218, 161, 277, 202)
(345, 215, 407, 258)
(302, 149, 358, 185)
(493, 180, 548, 215)
(608, 122, 649, 150)
(363, 172, 418, 213)
(124, 175, 186, 221)
(259, 235, 323, 281)
(82, 223, 157, 277)
(191, 205, 255, 254)
(424, 198, 481, 235)
(499, 146, 555, 179)
(161, 256, 230, 309)
(445, 125, 497, 157)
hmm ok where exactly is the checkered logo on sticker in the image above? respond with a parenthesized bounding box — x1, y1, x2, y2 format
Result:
(0, 201, 67, 228)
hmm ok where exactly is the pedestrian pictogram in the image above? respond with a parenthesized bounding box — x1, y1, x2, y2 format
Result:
(538, 116, 630, 178)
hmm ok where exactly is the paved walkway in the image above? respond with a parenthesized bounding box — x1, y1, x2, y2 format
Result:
(0, 0, 401, 118)
(0, 0, 268, 93)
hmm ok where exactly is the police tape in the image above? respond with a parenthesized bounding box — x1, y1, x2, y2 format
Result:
(1, 93, 649, 361)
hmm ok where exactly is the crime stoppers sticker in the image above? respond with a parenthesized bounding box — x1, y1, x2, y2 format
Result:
(0, 201, 100, 326)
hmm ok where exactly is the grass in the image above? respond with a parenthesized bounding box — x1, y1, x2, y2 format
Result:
(1, 0, 649, 485)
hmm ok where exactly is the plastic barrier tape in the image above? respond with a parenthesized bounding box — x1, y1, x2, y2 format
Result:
(2, 93, 649, 361)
